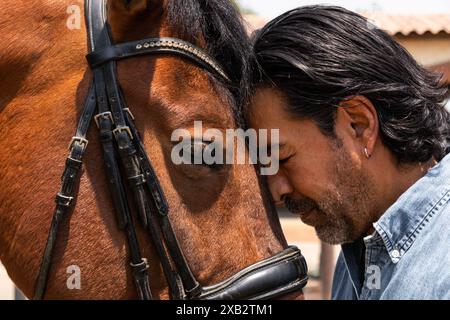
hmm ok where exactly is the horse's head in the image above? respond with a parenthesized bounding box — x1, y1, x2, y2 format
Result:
(0, 0, 305, 300)
(103, 0, 304, 298)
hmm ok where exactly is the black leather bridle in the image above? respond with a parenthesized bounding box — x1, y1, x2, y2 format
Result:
(33, 0, 308, 300)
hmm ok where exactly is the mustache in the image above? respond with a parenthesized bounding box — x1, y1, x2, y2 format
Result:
(284, 196, 317, 214)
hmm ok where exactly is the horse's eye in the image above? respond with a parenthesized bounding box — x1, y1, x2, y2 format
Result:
(179, 141, 224, 170)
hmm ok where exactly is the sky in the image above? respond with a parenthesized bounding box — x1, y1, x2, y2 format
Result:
(239, 0, 450, 18)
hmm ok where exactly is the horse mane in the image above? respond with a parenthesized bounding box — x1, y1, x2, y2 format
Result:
(166, 0, 251, 124)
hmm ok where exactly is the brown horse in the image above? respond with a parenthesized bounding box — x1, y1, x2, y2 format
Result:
(0, 0, 303, 299)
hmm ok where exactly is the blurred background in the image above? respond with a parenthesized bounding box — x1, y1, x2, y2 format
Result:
(1, 0, 449, 300)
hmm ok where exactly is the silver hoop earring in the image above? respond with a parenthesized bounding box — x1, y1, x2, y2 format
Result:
(364, 147, 371, 159)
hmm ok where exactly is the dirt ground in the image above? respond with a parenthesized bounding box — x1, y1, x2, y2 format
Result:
(279, 211, 340, 300)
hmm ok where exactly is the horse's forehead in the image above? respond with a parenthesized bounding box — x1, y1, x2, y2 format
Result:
(150, 59, 234, 125)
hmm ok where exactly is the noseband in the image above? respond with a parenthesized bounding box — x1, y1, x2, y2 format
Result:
(34, 0, 308, 300)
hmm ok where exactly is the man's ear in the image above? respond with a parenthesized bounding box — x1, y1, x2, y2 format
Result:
(336, 95, 379, 157)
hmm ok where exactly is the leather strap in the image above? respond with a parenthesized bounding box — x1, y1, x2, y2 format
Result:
(87, 0, 153, 300)
(86, 37, 230, 82)
(198, 246, 308, 300)
(33, 84, 96, 300)
(87, 0, 189, 299)
(87, 0, 205, 299)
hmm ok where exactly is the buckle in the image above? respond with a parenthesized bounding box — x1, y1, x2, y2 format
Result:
(185, 282, 202, 298)
(94, 111, 114, 128)
(55, 192, 74, 207)
(68, 136, 89, 150)
(128, 174, 146, 186)
(123, 108, 135, 120)
(113, 126, 133, 140)
(130, 258, 149, 271)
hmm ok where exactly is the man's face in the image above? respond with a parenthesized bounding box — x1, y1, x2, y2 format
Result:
(248, 87, 378, 244)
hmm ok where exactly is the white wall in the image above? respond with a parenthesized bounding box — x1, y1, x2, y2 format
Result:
(0, 263, 14, 300)
(397, 35, 450, 67)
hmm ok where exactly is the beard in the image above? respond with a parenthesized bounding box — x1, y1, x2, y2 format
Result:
(284, 196, 316, 215)
(284, 147, 376, 245)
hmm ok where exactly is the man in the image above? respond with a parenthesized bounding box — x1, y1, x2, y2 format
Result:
(247, 6, 450, 299)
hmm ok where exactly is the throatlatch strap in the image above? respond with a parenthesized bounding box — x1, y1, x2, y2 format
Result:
(33, 86, 96, 300)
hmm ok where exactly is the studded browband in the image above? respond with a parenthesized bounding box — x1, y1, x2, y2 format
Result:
(86, 37, 230, 82)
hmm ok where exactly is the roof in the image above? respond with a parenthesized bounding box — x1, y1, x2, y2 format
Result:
(243, 13, 450, 36)
(364, 13, 450, 36)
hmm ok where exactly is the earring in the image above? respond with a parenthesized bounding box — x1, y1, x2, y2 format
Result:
(364, 147, 371, 159)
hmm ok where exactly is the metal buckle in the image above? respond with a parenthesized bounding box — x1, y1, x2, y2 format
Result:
(128, 174, 146, 186)
(130, 258, 149, 270)
(185, 282, 202, 299)
(113, 126, 133, 140)
(68, 136, 89, 150)
(123, 108, 135, 120)
(94, 111, 114, 128)
(55, 192, 74, 207)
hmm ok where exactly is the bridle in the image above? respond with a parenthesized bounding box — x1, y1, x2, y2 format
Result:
(33, 0, 308, 300)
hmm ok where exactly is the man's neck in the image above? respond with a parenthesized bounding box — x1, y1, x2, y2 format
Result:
(387, 159, 437, 208)
(367, 158, 438, 236)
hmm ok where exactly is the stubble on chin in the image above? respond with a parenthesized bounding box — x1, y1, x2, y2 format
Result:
(312, 146, 376, 245)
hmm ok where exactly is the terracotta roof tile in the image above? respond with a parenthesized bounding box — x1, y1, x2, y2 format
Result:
(364, 13, 450, 36)
(244, 13, 450, 36)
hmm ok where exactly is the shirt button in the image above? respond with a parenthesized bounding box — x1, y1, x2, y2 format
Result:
(391, 249, 400, 258)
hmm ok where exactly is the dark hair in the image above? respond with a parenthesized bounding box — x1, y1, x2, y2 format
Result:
(250, 5, 450, 163)
(167, 0, 251, 124)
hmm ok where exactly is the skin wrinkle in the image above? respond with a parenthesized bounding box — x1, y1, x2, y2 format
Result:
(282, 134, 376, 244)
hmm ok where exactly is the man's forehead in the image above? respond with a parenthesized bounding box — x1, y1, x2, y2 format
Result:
(249, 87, 288, 126)
(252, 87, 287, 107)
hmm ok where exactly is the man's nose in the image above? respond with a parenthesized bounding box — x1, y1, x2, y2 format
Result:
(267, 172, 294, 205)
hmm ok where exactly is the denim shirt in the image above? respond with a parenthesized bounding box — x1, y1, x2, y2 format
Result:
(332, 153, 450, 300)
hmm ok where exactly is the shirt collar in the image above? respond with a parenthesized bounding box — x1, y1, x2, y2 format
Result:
(373, 153, 450, 263)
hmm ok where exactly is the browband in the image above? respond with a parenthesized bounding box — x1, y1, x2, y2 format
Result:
(86, 37, 230, 82)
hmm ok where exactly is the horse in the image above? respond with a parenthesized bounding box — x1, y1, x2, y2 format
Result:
(0, 0, 305, 299)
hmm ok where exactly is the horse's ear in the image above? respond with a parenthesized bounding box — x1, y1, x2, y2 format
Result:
(110, 0, 163, 15)
(108, 0, 164, 41)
